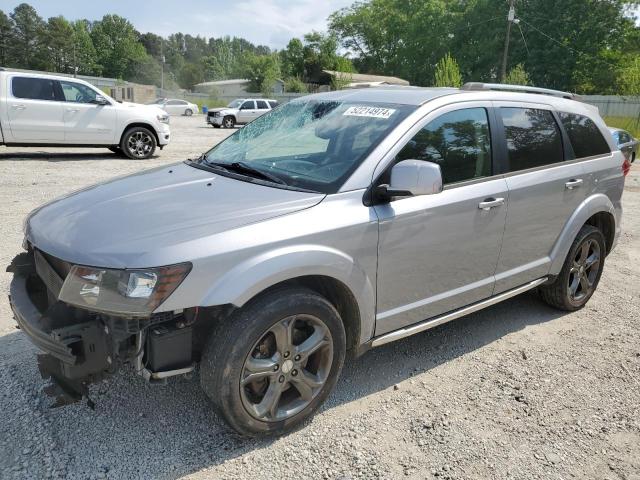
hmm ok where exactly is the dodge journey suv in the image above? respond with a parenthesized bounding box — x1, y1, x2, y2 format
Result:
(9, 83, 625, 436)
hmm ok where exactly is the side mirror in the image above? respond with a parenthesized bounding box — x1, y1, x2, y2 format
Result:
(378, 159, 443, 200)
(93, 95, 109, 106)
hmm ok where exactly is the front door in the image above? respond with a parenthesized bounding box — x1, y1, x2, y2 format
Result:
(6, 75, 65, 142)
(374, 105, 508, 336)
(238, 100, 257, 123)
(59, 80, 117, 145)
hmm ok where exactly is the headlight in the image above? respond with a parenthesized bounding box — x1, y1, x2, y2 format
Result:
(157, 113, 170, 124)
(58, 263, 191, 316)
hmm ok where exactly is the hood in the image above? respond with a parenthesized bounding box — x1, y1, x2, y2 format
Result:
(119, 101, 166, 114)
(208, 107, 236, 113)
(26, 162, 324, 268)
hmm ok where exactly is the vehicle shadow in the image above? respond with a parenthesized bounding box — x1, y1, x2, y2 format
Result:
(0, 290, 566, 478)
(0, 151, 155, 162)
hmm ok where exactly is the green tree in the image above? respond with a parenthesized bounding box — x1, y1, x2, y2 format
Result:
(284, 76, 308, 93)
(618, 56, 640, 96)
(45, 16, 74, 72)
(91, 14, 146, 78)
(178, 63, 203, 89)
(0, 10, 11, 66)
(281, 38, 305, 78)
(243, 53, 280, 95)
(71, 20, 101, 76)
(504, 63, 530, 86)
(9, 3, 47, 69)
(433, 53, 462, 87)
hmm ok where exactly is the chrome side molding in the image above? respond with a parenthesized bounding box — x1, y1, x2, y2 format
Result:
(370, 277, 547, 347)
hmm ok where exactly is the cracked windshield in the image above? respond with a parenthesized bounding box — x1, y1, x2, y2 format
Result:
(203, 100, 414, 193)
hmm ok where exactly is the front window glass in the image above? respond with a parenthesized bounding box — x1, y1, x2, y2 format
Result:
(60, 81, 99, 103)
(241, 101, 255, 110)
(202, 100, 414, 193)
(228, 99, 243, 108)
(395, 108, 492, 184)
(501, 108, 564, 171)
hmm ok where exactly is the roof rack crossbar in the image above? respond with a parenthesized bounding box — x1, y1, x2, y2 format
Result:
(460, 82, 579, 100)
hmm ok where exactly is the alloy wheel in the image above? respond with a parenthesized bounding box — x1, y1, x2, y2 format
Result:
(240, 314, 333, 422)
(126, 131, 153, 158)
(567, 238, 601, 303)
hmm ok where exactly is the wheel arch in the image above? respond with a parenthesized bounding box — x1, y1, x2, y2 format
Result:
(199, 245, 375, 349)
(549, 193, 616, 275)
(119, 122, 159, 146)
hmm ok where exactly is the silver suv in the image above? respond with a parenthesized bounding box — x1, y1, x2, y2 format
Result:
(206, 98, 278, 128)
(8, 83, 626, 436)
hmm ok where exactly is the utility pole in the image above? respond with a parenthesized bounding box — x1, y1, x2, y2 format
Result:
(500, 0, 516, 82)
(160, 39, 165, 92)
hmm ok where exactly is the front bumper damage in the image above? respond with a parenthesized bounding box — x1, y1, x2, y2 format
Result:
(7, 249, 197, 408)
(8, 252, 114, 407)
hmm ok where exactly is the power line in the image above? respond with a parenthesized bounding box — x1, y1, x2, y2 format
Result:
(516, 21, 529, 56)
(518, 17, 620, 69)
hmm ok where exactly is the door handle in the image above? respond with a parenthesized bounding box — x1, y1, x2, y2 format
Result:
(66, 108, 79, 113)
(565, 179, 583, 190)
(11, 104, 26, 110)
(478, 197, 505, 211)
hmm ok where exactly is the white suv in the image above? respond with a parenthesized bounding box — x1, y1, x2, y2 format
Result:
(0, 70, 171, 159)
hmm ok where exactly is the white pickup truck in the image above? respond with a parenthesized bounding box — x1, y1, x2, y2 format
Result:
(0, 69, 171, 159)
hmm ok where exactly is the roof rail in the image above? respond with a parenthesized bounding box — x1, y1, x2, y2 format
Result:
(460, 82, 580, 100)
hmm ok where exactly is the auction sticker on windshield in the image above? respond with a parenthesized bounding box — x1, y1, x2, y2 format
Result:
(343, 106, 396, 119)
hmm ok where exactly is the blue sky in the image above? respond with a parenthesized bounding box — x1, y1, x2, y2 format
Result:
(0, 0, 356, 49)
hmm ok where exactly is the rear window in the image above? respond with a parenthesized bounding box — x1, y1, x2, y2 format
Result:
(559, 113, 610, 158)
(501, 107, 564, 172)
(12, 77, 57, 101)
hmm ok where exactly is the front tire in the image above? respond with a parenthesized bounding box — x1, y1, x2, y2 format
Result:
(539, 224, 606, 311)
(222, 115, 235, 128)
(120, 127, 157, 159)
(200, 288, 346, 436)
(185, 109, 193, 116)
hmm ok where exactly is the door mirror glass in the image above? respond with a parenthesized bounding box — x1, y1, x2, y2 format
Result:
(382, 159, 443, 198)
(93, 95, 109, 105)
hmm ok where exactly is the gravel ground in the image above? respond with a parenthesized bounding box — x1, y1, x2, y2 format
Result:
(1, 115, 639, 480)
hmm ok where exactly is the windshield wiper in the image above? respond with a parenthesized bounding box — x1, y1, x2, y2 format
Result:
(209, 161, 287, 185)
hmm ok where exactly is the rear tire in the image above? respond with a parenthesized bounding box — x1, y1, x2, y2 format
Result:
(120, 126, 157, 159)
(539, 224, 606, 311)
(200, 288, 346, 437)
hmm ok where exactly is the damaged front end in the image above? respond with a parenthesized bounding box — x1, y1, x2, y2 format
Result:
(7, 248, 201, 408)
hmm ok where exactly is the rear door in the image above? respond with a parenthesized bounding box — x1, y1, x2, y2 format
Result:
(238, 100, 257, 123)
(59, 80, 117, 145)
(493, 103, 594, 293)
(6, 75, 65, 142)
(255, 100, 271, 119)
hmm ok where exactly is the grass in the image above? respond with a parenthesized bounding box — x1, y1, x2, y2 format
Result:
(604, 116, 640, 138)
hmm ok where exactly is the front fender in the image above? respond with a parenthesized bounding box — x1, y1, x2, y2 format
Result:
(549, 193, 616, 275)
(200, 244, 376, 344)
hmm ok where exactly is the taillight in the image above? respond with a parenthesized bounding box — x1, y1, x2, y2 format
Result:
(622, 158, 631, 176)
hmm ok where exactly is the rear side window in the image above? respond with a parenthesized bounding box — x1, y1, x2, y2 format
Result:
(268, 100, 278, 108)
(12, 77, 57, 101)
(396, 107, 492, 184)
(559, 112, 610, 158)
(256, 100, 269, 109)
(500, 108, 563, 172)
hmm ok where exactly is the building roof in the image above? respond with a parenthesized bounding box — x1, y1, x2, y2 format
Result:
(195, 79, 250, 87)
(323, 70, 410, 86)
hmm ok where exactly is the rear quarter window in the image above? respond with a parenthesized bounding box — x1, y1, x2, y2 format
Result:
(559, 112, 610, 158)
